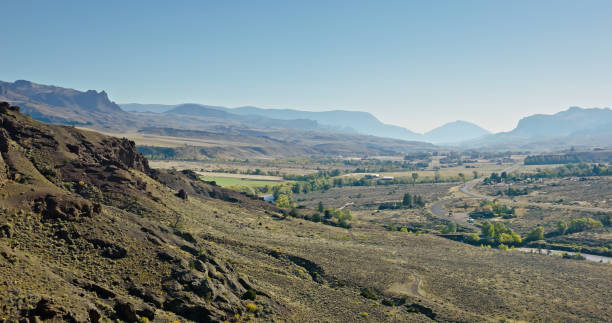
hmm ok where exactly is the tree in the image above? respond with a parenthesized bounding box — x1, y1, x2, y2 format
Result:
(324, 209, 332, 219)
(458, 173, 465, 183)
(411, 173, 419, 186)
(317, 201, 324, 213)
(526, 226, 544, 242)
(441, 222, 457, 234)
(275, 194, 292, 208)
(472, 170, 479, 179)
(414, 195, 424, 207)
(466, 233, 480, 243)
(481, 221, 495, 238)
(402, 193, 412, 207)
(556, 220, 567, 234)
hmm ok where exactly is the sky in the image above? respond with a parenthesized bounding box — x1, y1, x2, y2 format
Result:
(2, 1, 612, 133)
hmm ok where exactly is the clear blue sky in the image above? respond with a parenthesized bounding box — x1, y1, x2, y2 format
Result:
(2, 1, 611, 133)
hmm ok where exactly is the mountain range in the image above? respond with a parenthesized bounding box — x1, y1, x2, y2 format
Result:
(465, 107, 612, 151)
(2, 79, 611, 150)
(122, 102, 491, 144)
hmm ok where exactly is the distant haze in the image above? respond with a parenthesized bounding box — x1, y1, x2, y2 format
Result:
(2, 2, 612, 132)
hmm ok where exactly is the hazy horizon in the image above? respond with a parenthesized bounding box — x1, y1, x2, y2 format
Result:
(2, 1, 612, 132)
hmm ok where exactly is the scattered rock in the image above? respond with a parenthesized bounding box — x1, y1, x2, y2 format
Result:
(406, 303, 436, 320)
(32, 297, 62, 320)
(114, 300, 138, 322)
(87, 304, 102, 323)
(0, 223, 12, 238)
(177, 189, 188, 200)
(136, 305, 155, 321)
(87, 239, 127, 259)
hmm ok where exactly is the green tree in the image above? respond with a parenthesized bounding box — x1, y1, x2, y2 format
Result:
(275, 194, 292, 208)
(481, 221, 495, 238)
(441, 222, 457, 234)
(317, 201, 324, 213)
(466, 233, 480, 243)
(472, 170, 479, 179)
(402, 193, 412, 207)
(556, 220, 567, 234)
(414, 195, 424, 207)
(411, 173, 419, 186)
(526, 226, 544, 242)
(458, 173, 465, 183)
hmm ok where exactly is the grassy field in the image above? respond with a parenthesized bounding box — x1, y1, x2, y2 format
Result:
(149, 160, 320, 176)
(198, 176, 283, 187)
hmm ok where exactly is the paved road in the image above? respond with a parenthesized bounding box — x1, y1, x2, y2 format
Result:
(460, 163, 521, 199)
(429, 198, 477, 230)
(458, 163, 612, 213)
(429, 163, 523, 230)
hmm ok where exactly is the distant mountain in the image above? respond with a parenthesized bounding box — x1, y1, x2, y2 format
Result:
(0, 80, 435, 156)
(507, 106, 612, 139)
(120, 103, 176, 113)
(0, 80, 132, 130)
(423, 120, 490, 144)
(166, 104, 233, 119)
(164, 104, 324, 131)
(465, 107, 612, 150)
(120, 103, 424, 140)
(217, 106, 423, 140)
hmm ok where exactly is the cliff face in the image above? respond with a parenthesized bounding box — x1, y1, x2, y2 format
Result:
(0, 102, 283, 322)
(0, 80, 134, 130)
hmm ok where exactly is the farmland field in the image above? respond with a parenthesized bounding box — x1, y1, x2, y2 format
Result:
(198, 176, 284, 187)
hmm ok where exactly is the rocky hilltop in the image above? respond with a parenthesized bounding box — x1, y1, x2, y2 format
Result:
(0, 80, 133, 130)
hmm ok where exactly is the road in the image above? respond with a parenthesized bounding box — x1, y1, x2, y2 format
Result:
(429, 162, 611, 229)
(459, 163, 521, 199)
(458, 163, 611, 213)
(428, 163, 521, 230)
(429, 198, 477, 230)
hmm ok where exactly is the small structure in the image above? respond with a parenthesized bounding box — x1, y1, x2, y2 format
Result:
(364, 173, 380, 179)
(379, 176, 394, 181)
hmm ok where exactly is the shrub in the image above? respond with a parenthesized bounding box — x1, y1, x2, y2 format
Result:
(360, 288, 378, 300)
(562, 252, 586, 260)
(465, 233, 480, 243)
(526, 226, 544, 242)
(242, 289, 257, 301)
(381, 299, 394, 306)
(441, 222, 457, 234)
(246, 303, 257, 312)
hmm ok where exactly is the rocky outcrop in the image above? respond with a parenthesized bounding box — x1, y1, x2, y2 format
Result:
(34, 194, 99, 221)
